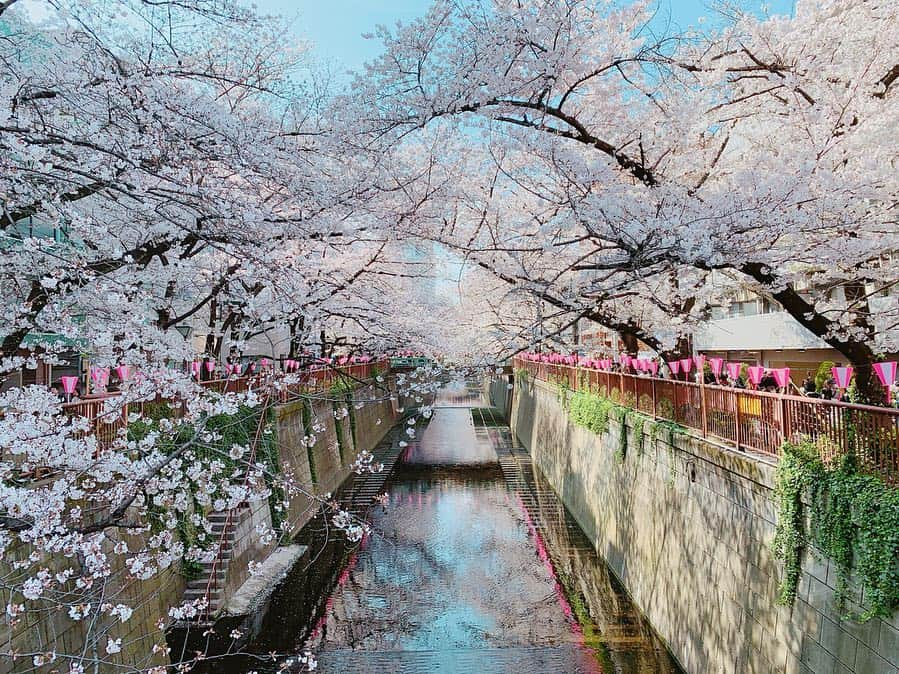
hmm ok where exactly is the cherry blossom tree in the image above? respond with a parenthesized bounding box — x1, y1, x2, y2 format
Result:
(353, 0, 898, 398)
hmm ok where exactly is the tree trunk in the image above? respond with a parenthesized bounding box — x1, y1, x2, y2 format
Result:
(660, 334, 693, 364)
(619, 331, 639, 356)
(741, 264, 882, 403)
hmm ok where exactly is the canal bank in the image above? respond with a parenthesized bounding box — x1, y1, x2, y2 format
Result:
(504, 375, 899, 674)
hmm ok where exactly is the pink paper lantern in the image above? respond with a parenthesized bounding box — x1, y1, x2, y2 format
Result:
(680, 358, 693, 374)
(747, 366, 765, 387)
(694, 355, 706, 371)
(649, 361, 659, 376)
(772, 368, 791, 389)
(90, 366, 109, 387)
(872, 361, 897, 403)
(725, 362, 741, 382)
(205, 360, 215, 373)
(872, 361, 897, 387)
(668, 360, 681, 375)
(60, 376, 78, 395)
(831, 366, 853, 390)
(115, 365, 130, 382)
(260, 358, 270, 368)
(709, 358, 724, 377)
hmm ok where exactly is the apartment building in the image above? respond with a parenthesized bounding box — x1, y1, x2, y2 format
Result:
(696, 283, 898, 371)
(694, 295, 842, 371)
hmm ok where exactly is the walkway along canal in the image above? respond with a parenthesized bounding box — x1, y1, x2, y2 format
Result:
(195, 381, 682, 673)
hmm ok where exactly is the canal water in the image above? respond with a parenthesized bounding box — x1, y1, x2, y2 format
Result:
(211, 382, 682, 673)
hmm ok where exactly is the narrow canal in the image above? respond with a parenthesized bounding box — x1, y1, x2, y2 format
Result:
(215, 382, 682, 673)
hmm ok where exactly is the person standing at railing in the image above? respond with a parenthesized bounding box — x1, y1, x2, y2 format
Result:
(801, 372, 817, 396)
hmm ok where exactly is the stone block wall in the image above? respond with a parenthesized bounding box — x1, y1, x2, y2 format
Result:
(510, 376, 899, 674)
(0, 528, 184, 673)
(223, 500, 278, 602)
(274, 383, 396, 535)
(485, 374, 513, 420)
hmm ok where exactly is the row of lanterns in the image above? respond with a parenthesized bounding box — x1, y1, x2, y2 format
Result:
(519, 351, 897, 400)
(60, 354, 381, 401)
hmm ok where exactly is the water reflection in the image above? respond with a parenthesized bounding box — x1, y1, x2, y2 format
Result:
(310, 474, 585, 654)
(200, 386, 682, 673)
(401, 407, 497, 465)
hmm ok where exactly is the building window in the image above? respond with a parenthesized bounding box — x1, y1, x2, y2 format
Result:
(8, 215, 69, 242)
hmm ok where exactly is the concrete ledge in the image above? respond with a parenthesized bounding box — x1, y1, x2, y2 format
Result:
(223, 544, 307, 617)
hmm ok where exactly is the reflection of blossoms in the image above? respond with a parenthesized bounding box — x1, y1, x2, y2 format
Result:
(285, 650, 318, 672)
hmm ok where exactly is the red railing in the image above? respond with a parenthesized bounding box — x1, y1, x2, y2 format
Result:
(60, 357, 390, 450)
(515, 357, 899, 483)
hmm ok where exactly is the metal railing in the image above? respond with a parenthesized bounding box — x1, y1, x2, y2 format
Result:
(60, 357, 390, 450)
(514, 357, 899, 484)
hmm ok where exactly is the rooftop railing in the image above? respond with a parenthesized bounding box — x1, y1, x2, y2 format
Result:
(514, 357, 899, 484)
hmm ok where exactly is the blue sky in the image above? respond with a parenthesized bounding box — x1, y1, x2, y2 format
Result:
(252, 0, 796, 74)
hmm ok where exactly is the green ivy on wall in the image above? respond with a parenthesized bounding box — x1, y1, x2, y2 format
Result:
(773, 441, 899, 621)
(329, 376, 357, 464)
(563, 388, 684, 465)
(301, 399, 317, 484)
(127, 403, 286, 575)
(567, 389, 616, 435)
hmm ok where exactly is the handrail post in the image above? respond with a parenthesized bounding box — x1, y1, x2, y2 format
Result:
(651, 376, 657, 419)
(700, 378, 708, 438)
(780, 394, 790, 451)
(734, 390, 742, 451)
(673, 377, 679, 423)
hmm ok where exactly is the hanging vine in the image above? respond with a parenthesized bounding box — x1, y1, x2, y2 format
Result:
(773, 441, 899, 620)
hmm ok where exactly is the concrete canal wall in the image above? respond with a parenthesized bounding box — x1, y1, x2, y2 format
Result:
(504, 376, 899, 674)
(275, 382, 396, 535)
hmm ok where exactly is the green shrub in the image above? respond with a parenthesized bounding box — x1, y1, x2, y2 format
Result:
(815, 361, 836, 390)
